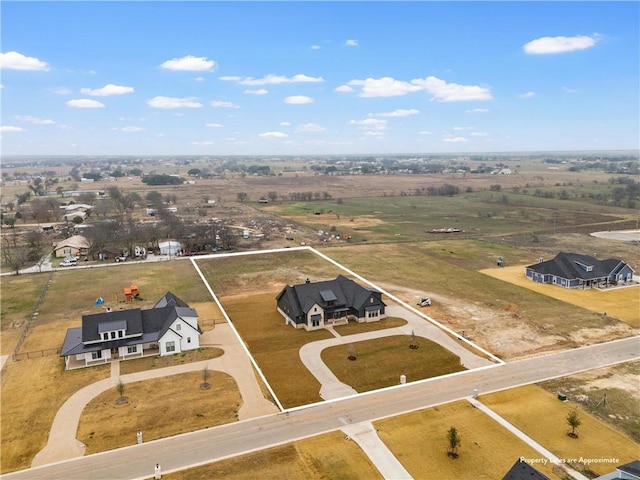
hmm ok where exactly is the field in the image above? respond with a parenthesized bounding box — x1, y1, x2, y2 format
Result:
(480, 385, 639, 476)
(481, 265, 640, 327)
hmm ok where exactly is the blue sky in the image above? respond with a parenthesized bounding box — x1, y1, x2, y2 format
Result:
(1, 1, 638, 156)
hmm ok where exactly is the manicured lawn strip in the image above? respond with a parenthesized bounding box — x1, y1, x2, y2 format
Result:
(0, 272, 50, 354)
(164, 431, 382, 480)
(482, 265, 640, 327)
(77, 371, 241, 454)
(321, 335, 465, 392)
(333, 316, 407, 335)
(374, 400, 557, 480)
(119, 347, 224, 375)
(0, 356, 109, 473)
(221, 292, 334, 408)
(480, 385, 639, 476)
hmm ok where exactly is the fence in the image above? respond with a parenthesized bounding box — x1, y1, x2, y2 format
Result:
(12, 348, 59, 361)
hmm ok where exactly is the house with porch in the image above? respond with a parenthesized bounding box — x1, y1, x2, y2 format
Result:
(276, 275, 386, 331)
(53, 235, 91, 258)
(60, 292, 201, 369)
(525, 252, 635, 289)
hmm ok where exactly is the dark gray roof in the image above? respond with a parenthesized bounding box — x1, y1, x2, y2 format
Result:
(502, 460, 550, 480)
(153, 291, 189, 309)
(618, 460, 640, 477)
(61, 292, 199, 357)
(526, 252, 630, 281)
(276, 275, 384, 319)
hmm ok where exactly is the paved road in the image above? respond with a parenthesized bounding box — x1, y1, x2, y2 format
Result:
(3, 336, 638, 480)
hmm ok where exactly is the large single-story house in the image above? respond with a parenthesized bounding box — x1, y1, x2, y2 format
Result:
(502, 459, 550, 480)
(53, 235, 91, 258)
(525, 252, 635, 289)
(594, 460, 640, 480)
(60, 292, 201, 369)
(276, 275, 386, 330)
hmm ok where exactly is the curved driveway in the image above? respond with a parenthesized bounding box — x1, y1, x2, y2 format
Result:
(31, 323, 278, 467)
(299, 305, 495, 400)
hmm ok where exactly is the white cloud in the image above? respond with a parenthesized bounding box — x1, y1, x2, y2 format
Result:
(112, 126, 144, 132)
(365, 131, 384, 137)
(296, 123, 326, 132)
(339, 75, 491, 101)
(15, 115, 55, 125)
(244, 88, 268, 95)
(519, 91, 536, 99)
(161, 55, 217, 71)
(350, 118, 388, 131)
(443, 136, 468, 143)
(194, 77, 205, 82)
(0, 84, 3, 89)
(466, 108, 489, 113)
(67, 99, 106, 108)
(563, 87, 578, 94)
(284, 95, 314, 104)
(470, 132, 488, 137)
(220, 73, 323, 86)
(205, 123, 224, 128)
(52, 87, 72, 95)
(192, 141, 214, 145)
(310, 45, 321, 50)
(334, 85, 354, 93)
(374, 109, 420, 117)
(419, 130, 433, 135)
(345, 39, 359, 47)
(80, 84, 134, 96)
(147, 96, 202, 108)
(0, 125, 26, 132)
(0, 51, 49, 71)
(523, 34, 600, 54)
(453, 126, 473, 131)
(258, 131, 288, 138)
(279, 121, 291, 126)
(210, 100, 239, 108)
(413, 77, 492, 102)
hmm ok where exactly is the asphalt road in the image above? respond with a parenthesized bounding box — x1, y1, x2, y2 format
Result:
(3, 336, 638, 480)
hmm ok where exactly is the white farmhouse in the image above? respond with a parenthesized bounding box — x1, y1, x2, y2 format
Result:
(60, 292, 201, 369)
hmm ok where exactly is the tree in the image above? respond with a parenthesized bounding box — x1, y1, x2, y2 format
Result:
(201, 366, 211, 390)
(446, 426, 461, 458)
(187, 168, 202, 177)
(2, 232, 28, 274)
(566, 408, 581, 438)
(115, 379, 127, 404)
(237, 192, 249, 203)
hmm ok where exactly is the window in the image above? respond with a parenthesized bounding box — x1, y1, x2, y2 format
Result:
(118, 331, 124, 338)
(127, 346, 137, 354)
(91, 350, 102, 360)
(110, 331, 116, 339)
(166, 341, 176, 353)
(176, 324, 181, 331)
(370, 298, 374, 303)
(187, 337, 191, 344)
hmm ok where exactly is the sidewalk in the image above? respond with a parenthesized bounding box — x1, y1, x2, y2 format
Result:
(31, 323, 277, 467)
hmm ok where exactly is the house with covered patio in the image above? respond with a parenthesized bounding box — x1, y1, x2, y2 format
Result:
(276, 275, 386, 331)
(60, 292, 201, 369)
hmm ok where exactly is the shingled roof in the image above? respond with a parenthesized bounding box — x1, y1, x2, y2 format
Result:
(526, 252, 626, 281)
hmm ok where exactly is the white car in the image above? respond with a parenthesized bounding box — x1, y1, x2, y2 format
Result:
(60, 258, 77, 267)
(417, 297, 432, 307)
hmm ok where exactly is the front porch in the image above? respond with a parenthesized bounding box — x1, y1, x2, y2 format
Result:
(64, 346, 160, 370)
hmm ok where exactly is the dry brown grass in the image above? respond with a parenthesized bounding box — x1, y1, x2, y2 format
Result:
(77, 371, 241, 454)
(163, 430, 382, 480)
(322, 335, 465, 392)
(481, 385, 640, 476)
(0, 356, 109, 473)
(481, 265, 640, 327)
(119, 347, 225, 375)
(333, 316, 407, 335)
(374, 400, 557, 480)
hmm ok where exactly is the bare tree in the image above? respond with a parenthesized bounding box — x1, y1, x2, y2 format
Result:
(446, 426, 461, 458)
(201, 366, 211, 390)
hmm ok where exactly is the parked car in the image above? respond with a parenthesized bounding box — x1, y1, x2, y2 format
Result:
(60, 259, 77, 267)
(417, 297, 432, 307)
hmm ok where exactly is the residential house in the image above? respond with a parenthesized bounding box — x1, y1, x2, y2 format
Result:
(595, 460, 640, 480)
(159, 240, 182, 256)
(60, 292, 201, 369)
(53, 235, 91, 258)
(501, 459, 550, 480)
(525, 252, 635, 288)
(276, 275, 386, 331)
